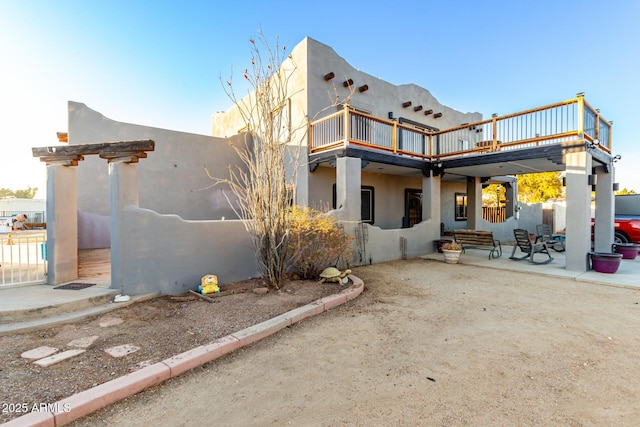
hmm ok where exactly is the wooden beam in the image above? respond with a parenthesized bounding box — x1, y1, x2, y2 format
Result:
(99, 151, 148, 163)
(32, 139, 154, 158)
(38, 155, 84, 166)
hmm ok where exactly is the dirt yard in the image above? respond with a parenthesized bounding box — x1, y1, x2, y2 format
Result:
(0, 277, 339, 424)
(4, 258, 640, 426)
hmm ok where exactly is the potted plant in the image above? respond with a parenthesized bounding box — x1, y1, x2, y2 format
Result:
(441, 241, 462, 264)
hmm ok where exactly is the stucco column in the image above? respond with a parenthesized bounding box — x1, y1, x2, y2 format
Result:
(45, 163, 79, 284)
(466, 177, 482, 229)
(593, 164, 615, 252)
(335, 157, 361, 223)
(565, 150, 593, 271)
(109, 160, 139, 294)
(423, 172, 441, 246)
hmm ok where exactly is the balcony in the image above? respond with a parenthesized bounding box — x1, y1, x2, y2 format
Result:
(309, 94, 612, 176)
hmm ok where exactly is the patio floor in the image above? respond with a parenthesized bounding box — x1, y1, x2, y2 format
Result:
(423, 245, 640, 290)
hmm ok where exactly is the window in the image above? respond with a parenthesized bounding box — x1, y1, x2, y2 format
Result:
(360, 186, 374, 224)
(455, 193, 467, 221)
(332, 184, 375, 224)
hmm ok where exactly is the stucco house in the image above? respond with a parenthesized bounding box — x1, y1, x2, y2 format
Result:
(33, 37, 616, 295)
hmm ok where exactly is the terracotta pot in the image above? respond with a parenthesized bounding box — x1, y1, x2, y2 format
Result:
(442, 249, 462, 264)
(612, 243, 640, 260)
(589, 252, 622, 274)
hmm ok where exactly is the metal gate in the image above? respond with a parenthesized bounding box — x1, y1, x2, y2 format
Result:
(0, 232, 47, 286)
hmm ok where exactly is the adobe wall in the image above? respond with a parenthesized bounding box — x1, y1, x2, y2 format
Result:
(68, 102, 245, 221)
(120, 206, 258, 295)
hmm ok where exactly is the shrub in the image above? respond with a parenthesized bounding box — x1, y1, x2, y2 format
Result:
(287, 206, 353, 279)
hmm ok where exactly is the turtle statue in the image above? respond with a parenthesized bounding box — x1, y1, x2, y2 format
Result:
(319, 267, 352, 284)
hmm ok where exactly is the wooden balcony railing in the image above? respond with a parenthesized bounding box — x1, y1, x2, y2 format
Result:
(309, 94, 612, 160)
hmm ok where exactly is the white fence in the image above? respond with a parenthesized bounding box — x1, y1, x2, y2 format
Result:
(0, 232, 47, 286)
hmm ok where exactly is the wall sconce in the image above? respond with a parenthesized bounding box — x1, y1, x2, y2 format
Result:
(324, 72, 335, 81)
(613, 183, 620, 191)
(343, 78, 353, 87)
(588, 174, 598, 186)
(358, 85, 369, 93)
(402, 101, 412, 108)
(388, 112, 395, 120)
(433, 112, 443, 119)
(613, 154, 621, 162)
(414, 105, 423, 112)
(424, 109, 433, 115)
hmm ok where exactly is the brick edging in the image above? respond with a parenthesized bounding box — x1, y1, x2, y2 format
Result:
(2, 276, 364, 427)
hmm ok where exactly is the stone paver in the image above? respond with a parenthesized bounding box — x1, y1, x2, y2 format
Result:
(99, 317, 124, 327)
(21, 346, 59, 359)
(67, 335, 100, 348)
(104, 344, 140, 358)
(33, 349, 86, 367)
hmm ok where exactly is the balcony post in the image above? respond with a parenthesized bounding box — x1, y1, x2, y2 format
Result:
(491, 113, 498, 151)
(577, 92, 585, 138)
(343, 104, 350, 146)
(392, 121, 397, 153)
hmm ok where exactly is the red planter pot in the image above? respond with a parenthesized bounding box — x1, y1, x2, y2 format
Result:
(612, 243, 640, 260)
(589, 252, 623, 274)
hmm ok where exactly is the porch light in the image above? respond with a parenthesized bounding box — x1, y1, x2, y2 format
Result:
(402, 101, 412, 108)
(613, 183, 620, 191)
(588, 174, 598, 186)
(424, 109, 433, 115)
(433, 112, 443, 119)
(414, 105, 423, 112)
(358, 85, 369, 93)
(324, 72, 335, 81)
(343, 79, 353, 87)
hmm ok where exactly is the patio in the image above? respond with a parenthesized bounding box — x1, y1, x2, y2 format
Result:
(424, 244, 640, 290)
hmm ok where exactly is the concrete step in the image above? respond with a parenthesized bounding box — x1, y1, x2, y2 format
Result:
(0, 293, 158, 336)
(0, 285, 119, 324)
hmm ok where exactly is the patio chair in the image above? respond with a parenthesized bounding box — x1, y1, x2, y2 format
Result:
(510, 228, 554, 265)
(534, 223, 565, 252)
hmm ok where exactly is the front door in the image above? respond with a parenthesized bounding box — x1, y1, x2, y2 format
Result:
(404, 189, 422, 228)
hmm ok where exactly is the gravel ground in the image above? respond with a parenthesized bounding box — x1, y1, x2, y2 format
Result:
(0, 278, 339, 424)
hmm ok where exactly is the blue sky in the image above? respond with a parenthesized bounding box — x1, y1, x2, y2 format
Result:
(1, 0, 639, 198)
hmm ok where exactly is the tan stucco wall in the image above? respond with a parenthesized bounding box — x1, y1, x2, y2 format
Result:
(69, 101, 246, 222)
(308, 165, 424, 230)
(211, 37, 484, 213)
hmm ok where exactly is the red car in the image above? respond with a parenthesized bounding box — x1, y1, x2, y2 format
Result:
(614, 216, 640, 243)
(614, 195, 640, 243)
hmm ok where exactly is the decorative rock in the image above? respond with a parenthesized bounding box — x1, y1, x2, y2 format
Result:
(99, 317, 124, 327)
(104, 344, 140, 358)
(252, 287, 269, 295)
(33, 349, 85, 367)
(67, 335, 100, 348)
(21, 346, 59, 359)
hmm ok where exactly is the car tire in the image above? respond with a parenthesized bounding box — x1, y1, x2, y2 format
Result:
(614, 231, 629, 244)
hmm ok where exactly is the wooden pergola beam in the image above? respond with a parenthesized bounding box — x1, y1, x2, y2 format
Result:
(32, 140, 154, 159)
